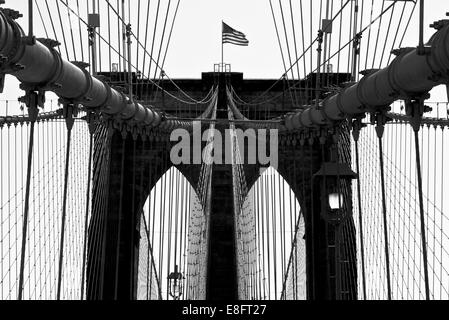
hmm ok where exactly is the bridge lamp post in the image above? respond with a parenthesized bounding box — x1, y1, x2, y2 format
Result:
(314, 162, 357, 299)
(168, 265, 185, 300)
(314, 162, 357, 225)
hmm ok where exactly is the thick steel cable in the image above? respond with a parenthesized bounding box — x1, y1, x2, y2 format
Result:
(17, 111, 38, 300)
(413, 128, 430, 300)
(80, 122, 94, 300)
(354, 134, 367, 300)
(56, 111, 74, 300)
(84, 126, 103, 298)
(355, 139, 366, 300)
(377, 130, 392, 300)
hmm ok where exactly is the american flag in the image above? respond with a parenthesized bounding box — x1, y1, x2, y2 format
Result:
(222, 22, 249, 46)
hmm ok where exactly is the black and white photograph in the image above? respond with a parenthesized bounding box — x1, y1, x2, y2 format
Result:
(0, 0, 449, 314)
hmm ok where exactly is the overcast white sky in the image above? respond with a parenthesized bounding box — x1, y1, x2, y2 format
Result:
(2, 0, 449, 94)
(164, 0, 449, 80)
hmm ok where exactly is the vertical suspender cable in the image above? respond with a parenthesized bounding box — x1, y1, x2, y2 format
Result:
(375, 120, 392, 300)
(407, 97, 430, 299)
(81, 115, 95, 300)
(413, 129, 430, 300)
(353, 123, 367, 300)
(28, 0, 34, 38)
(270, 168, 278, 299)
(18, 94, 39, 300)
(418, 0, 424, 53)
(265, 172, 271, 298)
(159, 150, 167, 295)
(57, 104, 76, 300)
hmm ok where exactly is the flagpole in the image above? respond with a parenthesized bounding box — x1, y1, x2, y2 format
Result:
(221, 21, 224, 72)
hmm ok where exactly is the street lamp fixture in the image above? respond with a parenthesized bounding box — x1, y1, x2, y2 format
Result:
(168, 265, 184, 300)
(328, 192, 344, 211)
(314, 162, 357, 225)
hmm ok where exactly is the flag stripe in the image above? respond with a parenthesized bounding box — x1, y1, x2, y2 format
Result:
(223, 39, 249, 45)
(222, 22, 249, 46)
(229, 30, 246, 37)
(223, 40, 249, 46)
(223, 39, 249, 46)
(222, 34, 248, 41)
(223, 32, 247, 41)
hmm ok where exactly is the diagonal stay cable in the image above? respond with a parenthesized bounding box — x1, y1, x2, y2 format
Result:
(57, 0, 207, 105)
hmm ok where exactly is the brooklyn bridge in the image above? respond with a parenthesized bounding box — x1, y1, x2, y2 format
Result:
(1, 0, 449, 301)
